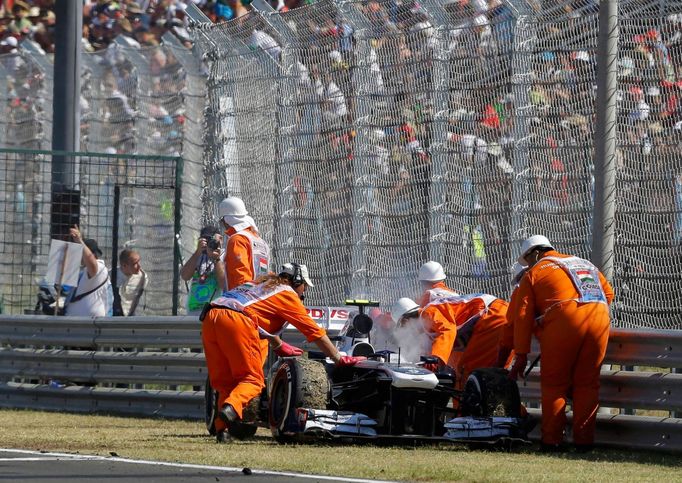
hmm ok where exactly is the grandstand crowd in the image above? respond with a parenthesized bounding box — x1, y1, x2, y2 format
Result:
(1, 0, 681, 255)
(0, 0, 307, 53)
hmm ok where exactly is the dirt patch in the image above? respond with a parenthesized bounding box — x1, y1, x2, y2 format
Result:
(297, 357, 330, 409)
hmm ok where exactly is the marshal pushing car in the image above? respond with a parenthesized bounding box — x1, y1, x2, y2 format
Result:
(207, 300, 530, 445)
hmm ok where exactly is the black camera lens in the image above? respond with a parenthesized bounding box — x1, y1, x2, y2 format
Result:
(207, 238, 220, 250)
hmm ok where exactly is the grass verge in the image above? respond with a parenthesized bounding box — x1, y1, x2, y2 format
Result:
(1, 409, 680, 482)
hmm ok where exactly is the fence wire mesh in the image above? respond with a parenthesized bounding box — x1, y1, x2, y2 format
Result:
(1, 2, 682, 328)
(189, 0, 682, 329)
(0, 149, 181, 316)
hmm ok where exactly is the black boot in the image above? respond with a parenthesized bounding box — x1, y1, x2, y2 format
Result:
(216, 430, 231, 444)
(219, 404, 239, 425)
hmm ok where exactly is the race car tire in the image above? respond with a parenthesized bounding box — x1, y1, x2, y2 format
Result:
(461, 368, 521, 418)
(204, 377, 217, 436)
(269, 357, 329, 443)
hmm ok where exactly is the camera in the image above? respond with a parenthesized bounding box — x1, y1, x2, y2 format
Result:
(203, 237, 220, 251)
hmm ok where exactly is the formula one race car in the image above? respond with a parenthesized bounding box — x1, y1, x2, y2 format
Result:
(206, 300, 529, 445)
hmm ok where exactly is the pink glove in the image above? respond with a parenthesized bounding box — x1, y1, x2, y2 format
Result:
(274, 341, 304, 357)
(508, 353, 528, 381)
(337, 355, 366, 366)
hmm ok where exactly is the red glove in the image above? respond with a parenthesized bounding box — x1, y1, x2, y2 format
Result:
(273, 341, 304, 357)
(337, 355, 366, 366)
(422, 363, 439, 372)
(508, 353, 528, 381)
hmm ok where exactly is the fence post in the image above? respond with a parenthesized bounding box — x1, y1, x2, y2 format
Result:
(186, 4, 231, 222)
(173, 158, 184, 316)
(251, 0, 299, 266)
(335, 1, 375, 298)
(508, 1, 534, 266)
(592, 0, 618, 281)
(420, 0, 451, 267)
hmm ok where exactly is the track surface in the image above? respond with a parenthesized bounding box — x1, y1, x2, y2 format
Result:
(0, 449, 394, 483)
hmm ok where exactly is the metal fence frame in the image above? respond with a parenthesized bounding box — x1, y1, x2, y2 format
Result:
(0, 148, 184, 316)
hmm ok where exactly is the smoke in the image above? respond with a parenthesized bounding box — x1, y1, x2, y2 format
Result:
(391, 319, 432, 363)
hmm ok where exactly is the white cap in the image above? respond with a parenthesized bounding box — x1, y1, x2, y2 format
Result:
(418, 261, 446, 282)
(390, 297, 420, 324)
(511, 262, 528, 285)
(218, 196, 248, 218)
(280, 263, 314, 287)
(518, 235, 554, 263)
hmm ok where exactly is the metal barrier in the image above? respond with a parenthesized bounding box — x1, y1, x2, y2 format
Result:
(0, 315, 681, 451)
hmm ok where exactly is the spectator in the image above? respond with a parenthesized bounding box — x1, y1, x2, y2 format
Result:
(113, 248, 148, 316)
(180, 225, 226, 316)
(64, 226, 111, 317)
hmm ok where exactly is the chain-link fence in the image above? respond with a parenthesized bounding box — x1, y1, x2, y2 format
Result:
(189, 0, 682, 329)
(0, 149, 182, 316)
(1, 2, 681, 327)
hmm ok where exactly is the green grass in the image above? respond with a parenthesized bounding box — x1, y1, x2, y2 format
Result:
(1, 409, 680, 482)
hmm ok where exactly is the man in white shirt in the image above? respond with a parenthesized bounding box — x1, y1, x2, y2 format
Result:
(115, 248, 148, 316)
(65, 227, 111, 317)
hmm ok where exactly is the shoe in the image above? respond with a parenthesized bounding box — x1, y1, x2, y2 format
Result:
(574, 444, 594, 454)
(219, 404, 239, 425)
(216, 430, 231, 444)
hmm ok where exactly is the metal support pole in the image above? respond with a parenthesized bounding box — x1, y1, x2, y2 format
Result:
(420, 0, 451, 266)
(509, 3, 534, 268)
(252, 0, 298, 267)
(336, 1, 374, 298)
(592, 0, 618, 281)
(173, 159, 184, 316)
(52, 1, 82, 176)
(51, 2, 83, 244)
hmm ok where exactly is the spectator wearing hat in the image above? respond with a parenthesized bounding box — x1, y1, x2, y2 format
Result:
(65, 225, 112, 317)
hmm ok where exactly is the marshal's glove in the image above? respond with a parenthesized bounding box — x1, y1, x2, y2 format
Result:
(273, 341, 304, 357)
(422, 362, 439, 373)
(336, 355, 366, 366)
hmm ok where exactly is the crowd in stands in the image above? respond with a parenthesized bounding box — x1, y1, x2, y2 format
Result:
(1, 0, 680, 263)
(0, 0, 309, 54)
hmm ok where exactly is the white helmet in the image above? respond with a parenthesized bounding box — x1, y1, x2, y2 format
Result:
(390, 297, 420, 324)
(218, 196, 248, 219)
(518, 235, 554, 263)
(511, 262, 528, 285)
(418, 261, 446, 282)
(279, 262, 314, 287)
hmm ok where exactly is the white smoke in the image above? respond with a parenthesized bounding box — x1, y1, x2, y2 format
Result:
(391, 319, 433, 363)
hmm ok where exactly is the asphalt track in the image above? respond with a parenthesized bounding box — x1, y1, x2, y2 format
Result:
(0, 449, 395, 483)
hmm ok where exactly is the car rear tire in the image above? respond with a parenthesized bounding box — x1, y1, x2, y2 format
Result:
(461, 368, 521, 418)
(269, 357, 329, 443)
(204, 377, 217, 436)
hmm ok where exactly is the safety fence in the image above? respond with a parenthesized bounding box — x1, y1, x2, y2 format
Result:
(188, 0, 682, 330)
(0, 149, 187, 316)
(0, 314, 680, 452)
(2, 2, 682, 328)
(0, 33, 206, 313)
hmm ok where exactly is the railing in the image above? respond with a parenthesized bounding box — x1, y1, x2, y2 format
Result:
(0, 314, 680, 451)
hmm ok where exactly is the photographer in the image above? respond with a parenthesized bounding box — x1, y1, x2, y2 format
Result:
(65, 226, 111, 317)
(181, 226, 226, 316)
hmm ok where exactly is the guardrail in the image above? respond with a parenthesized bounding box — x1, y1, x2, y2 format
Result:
(0, 315, 680, 451)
